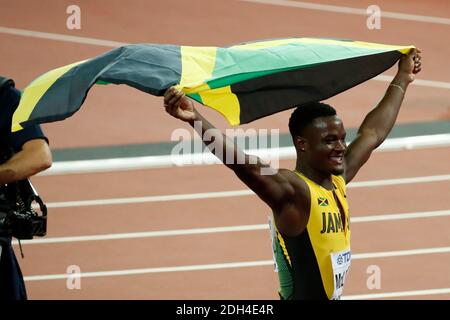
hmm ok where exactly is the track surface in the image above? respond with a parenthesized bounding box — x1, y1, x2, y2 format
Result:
(0, 0, 449, 299)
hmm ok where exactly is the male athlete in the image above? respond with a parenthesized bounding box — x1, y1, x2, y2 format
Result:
(163, 48, 421, 299)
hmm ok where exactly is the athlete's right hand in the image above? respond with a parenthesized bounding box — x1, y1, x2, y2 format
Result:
(163, 86, 196, 122)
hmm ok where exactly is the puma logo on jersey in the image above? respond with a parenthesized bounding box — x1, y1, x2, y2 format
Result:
(320, 212, 345, 234)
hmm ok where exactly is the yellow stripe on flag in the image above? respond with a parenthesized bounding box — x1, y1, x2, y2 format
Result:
(177, 46, 217, 89)
(12, 59, 87, 132)
(231, 38, 414, 54)
(176, 47, 239, 124)
(199, 86, 241, 125)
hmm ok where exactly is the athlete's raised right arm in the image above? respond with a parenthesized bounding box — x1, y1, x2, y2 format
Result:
(163, 87, 296, 212)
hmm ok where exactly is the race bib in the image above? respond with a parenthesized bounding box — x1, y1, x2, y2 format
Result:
(330, 248, 351, 300)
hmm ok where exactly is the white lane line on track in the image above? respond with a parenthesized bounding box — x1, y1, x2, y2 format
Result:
(351, 210, 450, 223)
(353, 246, 450, 259)
(42, 135, 450, 175)
(374, 75, 450, 90)
(23, 246, 450, 281)
(239, 0, 450, 25)
(43, 174, 450, 208)
(14, 209, 450, 245)
(343, 288, 450, 300)
(0, 26, 127, 47)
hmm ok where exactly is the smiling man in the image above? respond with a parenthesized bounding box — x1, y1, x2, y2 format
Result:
(163, 48, 421, 300)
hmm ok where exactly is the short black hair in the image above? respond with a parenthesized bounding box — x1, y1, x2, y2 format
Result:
(288, 102, 337, 138)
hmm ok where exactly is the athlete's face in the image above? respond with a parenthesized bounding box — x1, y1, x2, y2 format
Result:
(299, 116, 347, 175)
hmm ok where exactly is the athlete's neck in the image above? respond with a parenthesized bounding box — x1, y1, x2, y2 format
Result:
(295, 161, 334, 190)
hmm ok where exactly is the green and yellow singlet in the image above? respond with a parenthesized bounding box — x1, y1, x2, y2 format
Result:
(269, 171, 351, 300)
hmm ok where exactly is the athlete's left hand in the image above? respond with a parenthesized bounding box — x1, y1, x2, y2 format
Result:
(398, 48, 422, 83)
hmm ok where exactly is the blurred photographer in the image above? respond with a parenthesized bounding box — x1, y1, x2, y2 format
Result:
(0, 76, 52, 300)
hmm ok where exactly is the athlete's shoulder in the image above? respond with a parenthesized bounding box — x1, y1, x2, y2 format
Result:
(278, 169, 307, 185)
(274, 170, 311, 236)
(275, 169, 310, 202)
(277, 168, 295, 177)
(332, 175, 346, 188)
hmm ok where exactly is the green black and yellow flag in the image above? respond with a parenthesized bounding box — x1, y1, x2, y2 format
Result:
(12, 38, 413, 132)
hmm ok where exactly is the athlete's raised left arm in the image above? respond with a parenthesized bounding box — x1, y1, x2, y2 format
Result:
(344, 48, 422, 183)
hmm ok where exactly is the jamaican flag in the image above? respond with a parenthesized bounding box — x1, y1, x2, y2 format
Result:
(11, 38, 413, 132)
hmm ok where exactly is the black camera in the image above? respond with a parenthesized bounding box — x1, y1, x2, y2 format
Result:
(0, 179, 47, 240)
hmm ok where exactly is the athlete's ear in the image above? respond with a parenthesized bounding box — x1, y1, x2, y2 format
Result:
(295, 136, 306, 152)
